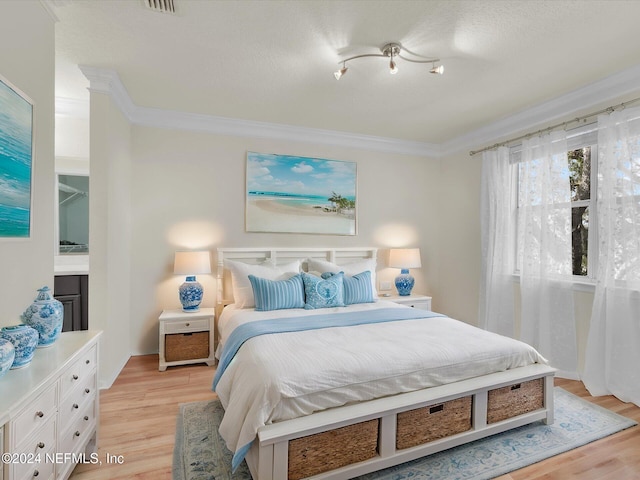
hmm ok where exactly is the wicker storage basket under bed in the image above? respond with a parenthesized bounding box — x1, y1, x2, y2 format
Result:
(165, 332, 209, 362)
(487, 377, 544, 423)
(396, 395, 473, 450)
(288, 418, 379, 480)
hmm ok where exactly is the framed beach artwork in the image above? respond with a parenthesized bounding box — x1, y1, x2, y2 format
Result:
(246, 152, 357, 235)
(0, 74, 34, 239)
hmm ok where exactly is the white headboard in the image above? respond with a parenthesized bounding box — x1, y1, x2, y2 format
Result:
(216, 247, 378, 305)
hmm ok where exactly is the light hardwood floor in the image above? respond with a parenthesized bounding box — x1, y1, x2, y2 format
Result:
(70, 355, 640, 480)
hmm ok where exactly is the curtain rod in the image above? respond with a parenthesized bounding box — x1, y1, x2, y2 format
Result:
(468, 95, 640, 156)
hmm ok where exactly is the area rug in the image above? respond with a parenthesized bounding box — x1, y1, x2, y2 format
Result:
(173, 388, 636, 480)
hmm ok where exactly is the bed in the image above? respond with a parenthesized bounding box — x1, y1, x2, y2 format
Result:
(213, 247, 555, 480)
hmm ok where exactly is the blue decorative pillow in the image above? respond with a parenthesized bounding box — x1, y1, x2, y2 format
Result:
(343, 270, 375, 305)
(248, 274, 305, 311)
(301, 272, 345, 310)
(323, 271, 375, 305)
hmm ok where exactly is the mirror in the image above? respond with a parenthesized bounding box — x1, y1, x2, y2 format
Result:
(58, 174, 89, 254)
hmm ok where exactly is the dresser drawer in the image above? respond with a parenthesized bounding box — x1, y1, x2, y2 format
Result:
(16, 447, 55, 480)
(164, 317, 209, 334)
(60, 344, 97, 400)
(59, 403, 96, 458)
(59, 373, 96, 427)
(13, 384, 57, 444)
(13, 416, 56, 480)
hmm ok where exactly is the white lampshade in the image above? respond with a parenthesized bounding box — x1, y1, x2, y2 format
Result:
(173, 251, 211, 275)
(388, 248, 422, 269)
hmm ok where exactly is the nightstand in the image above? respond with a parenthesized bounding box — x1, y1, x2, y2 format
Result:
(384, 294, 432, 311)
(158, 308, 216, 371)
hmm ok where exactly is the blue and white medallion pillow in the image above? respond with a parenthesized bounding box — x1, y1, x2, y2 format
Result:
(301, 272, 345, 310)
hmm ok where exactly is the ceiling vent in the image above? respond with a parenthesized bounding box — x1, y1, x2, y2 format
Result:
(142, 0, 176, 14)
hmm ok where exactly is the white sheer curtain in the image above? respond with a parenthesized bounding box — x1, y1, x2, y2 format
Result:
(583, 107, 640, 406)
(518, 131, 578, 377)
(479, 147, 515, 337)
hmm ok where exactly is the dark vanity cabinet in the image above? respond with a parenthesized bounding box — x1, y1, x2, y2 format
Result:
(54, 274, 89, 331)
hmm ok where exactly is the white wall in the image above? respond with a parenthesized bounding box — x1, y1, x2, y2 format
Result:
(0, 2, 55, 325)
(88, 92, 132, 388)
(129, 126, 441, 354)
(55, 114, 89, 160)
(436, 151, 483, 324)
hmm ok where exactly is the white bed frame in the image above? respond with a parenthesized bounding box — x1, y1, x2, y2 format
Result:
(216, 247, 556, 480)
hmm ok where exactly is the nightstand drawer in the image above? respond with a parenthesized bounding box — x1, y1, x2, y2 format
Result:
(164, 317, 209, 334)
(165, 332, 209, 362)
(403, 300, 431, 310)
(386, 295, 432, 311)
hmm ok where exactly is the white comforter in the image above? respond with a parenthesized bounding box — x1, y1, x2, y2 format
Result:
(214, 301, 547, 464)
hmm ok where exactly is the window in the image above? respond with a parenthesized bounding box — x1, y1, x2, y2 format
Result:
(568, 146, 593, 276)
(513, 125, 597, 280)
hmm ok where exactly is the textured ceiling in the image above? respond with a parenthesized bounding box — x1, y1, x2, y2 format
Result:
(53, 0, 640, 145)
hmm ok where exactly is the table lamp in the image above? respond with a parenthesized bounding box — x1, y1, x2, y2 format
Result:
(388, 248, 421, 296)
(174, 251, 211, 312)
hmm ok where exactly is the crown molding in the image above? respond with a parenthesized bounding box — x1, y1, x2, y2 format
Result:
(39, 0, 60, 22)
(75, 64, 640, 159)
(131, 105, 441, 157)
(78, 66, 440, 157)
(440, 63, 640, 157)
(79, 65, 138, 121)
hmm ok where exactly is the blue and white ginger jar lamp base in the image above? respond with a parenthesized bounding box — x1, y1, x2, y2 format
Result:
(0, 324, 39, 369)
(395, 269, 415, 296)
(179, 276, 203, 312)
(22, 286, 64, 348)
(0, 338, 15, 379)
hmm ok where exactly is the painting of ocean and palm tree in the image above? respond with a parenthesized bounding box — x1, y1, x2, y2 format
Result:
(0, 76, 33, 238)
(246, 152, 356, 235)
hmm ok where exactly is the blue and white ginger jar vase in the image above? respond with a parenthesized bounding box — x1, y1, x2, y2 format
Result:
(179, 276, 203, 312)
(22, 286, 64, 348)
(0, 324, 39, 369)
(0, 338, 15, 379)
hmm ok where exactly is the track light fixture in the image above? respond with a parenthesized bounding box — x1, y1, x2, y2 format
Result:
(334, 42, 443, 80)
(334, 62, 348, 80)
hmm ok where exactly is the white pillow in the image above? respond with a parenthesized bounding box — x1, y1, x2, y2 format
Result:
(306, 258, 378, 297)
(225, 258, 301, 308)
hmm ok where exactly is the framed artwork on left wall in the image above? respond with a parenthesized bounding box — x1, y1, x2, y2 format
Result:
(0, 74, 34, 239)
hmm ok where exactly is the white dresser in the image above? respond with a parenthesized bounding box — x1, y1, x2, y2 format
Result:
(0, 331, 101, 480)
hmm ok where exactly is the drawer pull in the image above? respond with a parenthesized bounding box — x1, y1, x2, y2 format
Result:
(37, 442, 45, 449)
(84, 415, 89, 421)
(73, 403, 79, 409)
(72, 374, 79, 380)
(85, 388, 91, 394)
(511, 383, 522, 390)
(33, 470, 39, 477)
(185, 322, 190, 327)
(429, 404, 444, 414)
(86, 359, 90, 364)
(36, 411, 44, 418)
(74, 431, 81, 437)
